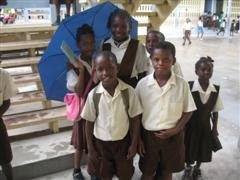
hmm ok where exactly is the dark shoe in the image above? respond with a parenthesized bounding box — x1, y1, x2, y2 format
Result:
(182, 166, 193, 180)
(182, 43, 185, 46)
(91, 175, 101, 180)
(189, 41, 192, 45)
(73, 171, 85, 180)
(192, 167, 203, 180)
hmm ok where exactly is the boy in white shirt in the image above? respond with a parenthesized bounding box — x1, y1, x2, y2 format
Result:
(136, 41, 196, 180)
(82, 51, 142, 180)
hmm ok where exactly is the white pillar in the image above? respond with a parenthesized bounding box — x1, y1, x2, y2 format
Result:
(211, 0, 217, 13)
(226, 0, 232, 38)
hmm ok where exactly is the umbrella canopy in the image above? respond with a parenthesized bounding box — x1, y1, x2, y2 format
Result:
(38, 1, 138, 101)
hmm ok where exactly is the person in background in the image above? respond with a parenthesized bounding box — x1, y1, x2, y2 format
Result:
(50, 0, 73, 25)
(182, 18, 194, 46)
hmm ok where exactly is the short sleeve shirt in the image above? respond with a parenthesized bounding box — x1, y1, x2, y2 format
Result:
(136, 73, 196, 131)
(81, 79, 143, 141)
(0, 68, 16, 106)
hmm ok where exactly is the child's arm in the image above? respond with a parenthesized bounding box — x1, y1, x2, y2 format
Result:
(0, 99, 10, 118)
(86, 121, 99, 161)
(211, 112, 219, 138)
(127, 115, 140, 160)
(154, 112, 193, 139)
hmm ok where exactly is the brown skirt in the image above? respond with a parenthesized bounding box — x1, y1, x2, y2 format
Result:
(70, 119, 87, 152)
(0, 118, 13, 165)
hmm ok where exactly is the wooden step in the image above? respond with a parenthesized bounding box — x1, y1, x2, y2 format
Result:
(0, 39, 49, 52)
(12, 91, 45, 105)
(3, 106, 66, 131)
(12, 73, 41, 84)
(133, 12, 157, 17)
(0, 56, 40, 68)
(0, 25, 57, 34)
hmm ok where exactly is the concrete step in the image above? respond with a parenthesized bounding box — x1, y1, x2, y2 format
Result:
(32, 120, 240, 180)
(0, 130, 82, 180)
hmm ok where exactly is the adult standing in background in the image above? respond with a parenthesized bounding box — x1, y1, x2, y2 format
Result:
(50, 0, 73, 25)
(182, 18, 194, 46)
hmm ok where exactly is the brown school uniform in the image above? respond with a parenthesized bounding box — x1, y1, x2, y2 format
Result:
(68, 65, 96, 151)
(102, 38, 146, 88)
(184, 81, 220, 164)
(81, 79, 143, 179)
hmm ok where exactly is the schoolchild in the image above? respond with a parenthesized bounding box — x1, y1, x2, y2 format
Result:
(66, 24, 97, 180)
(101, 9, 148, 87)
(82, 51, 142, 180)
(136, 41, 196, 180)
(182, 56, 224, 180)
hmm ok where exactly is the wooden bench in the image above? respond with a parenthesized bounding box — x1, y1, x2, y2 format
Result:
(0, 25, 57, 42)
(0, 56, 40, 68)
(12, 73, 41, 84)
(0, 40, 50, 57)
(11, 91, 45, 105)
(3, 106, 66, 133)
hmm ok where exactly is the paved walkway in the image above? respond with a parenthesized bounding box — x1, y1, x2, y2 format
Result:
(32, 34, 240, 180)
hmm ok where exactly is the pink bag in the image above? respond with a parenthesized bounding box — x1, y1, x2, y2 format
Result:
(64, 75, 94, 122)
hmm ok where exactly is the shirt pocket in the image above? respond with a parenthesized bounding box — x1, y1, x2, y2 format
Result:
(0, 91, 3, 106)
(168, 102, 183, 119)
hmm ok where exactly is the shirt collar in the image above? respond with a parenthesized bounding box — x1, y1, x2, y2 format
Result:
(192, 80, 217, 94)
(147, 72, 177, 87)
(108, 36, 131, 49)
(96, 78, 128, 95)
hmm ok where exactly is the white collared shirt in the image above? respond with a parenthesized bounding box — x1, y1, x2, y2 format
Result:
(136, 73, 196, 131)
(0, 68, 16, 106)
(66, 56, 96, 92)
(191, 80, 223, 112)
(81, 79, 143, 141)
(183, 22, 194, 30)
(103, 37, 148, 78)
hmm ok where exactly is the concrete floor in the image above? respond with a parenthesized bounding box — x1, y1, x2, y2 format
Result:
(31, 34, 240, 179)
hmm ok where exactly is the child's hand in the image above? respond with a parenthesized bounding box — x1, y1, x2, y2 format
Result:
(138, 138, 146, 157)
(75, 61, 85, 72)
(127, 144, 137, 160)
(88, 148, 100, 162)
(154, 128, 178, 139)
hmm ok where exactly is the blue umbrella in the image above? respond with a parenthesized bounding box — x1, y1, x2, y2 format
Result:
(38, 1, 138, 101)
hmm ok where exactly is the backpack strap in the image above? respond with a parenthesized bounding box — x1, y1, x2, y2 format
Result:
(92, 87, 101, 118)
(188, 81, 194, 91)
(121, 88, 129, 116)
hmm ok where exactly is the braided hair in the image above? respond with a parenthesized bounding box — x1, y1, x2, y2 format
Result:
(195, 56, 214, 70)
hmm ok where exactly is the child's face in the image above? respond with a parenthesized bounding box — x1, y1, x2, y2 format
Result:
(95, 56, 118, 87)
(151, 48, 175, 75)
(146, 33, 161, 54)
(196, 63, 213, 81)
(110, 16, 130, 42)
(77, 34, 95, 58)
